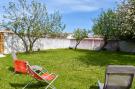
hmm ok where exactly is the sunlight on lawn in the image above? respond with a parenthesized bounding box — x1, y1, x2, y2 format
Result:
(0, 49, 135, 89)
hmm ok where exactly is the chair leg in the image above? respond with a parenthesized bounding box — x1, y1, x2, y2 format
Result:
(45, 76, 58, 89)
(50, 85, 56, 89)
(45, 84, 56, 89)
(45, 82, 57, 89)
(22, 80, 33, 89)
(45, 84, 51, 89)
(98, 80, 104, 89)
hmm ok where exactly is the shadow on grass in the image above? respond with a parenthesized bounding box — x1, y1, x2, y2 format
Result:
(76, 50, 135, 66)
(10, 81, 48, 89)
(8, 67, 14, 72)
(89, 85, 98, 89)
(8, 67, 25, 74)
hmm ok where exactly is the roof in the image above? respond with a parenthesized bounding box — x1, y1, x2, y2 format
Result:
(0, 27, 14, 33)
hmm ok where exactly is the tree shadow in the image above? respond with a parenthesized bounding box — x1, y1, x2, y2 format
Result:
(8, 67, 14, 72)
(8, 66, 25, 74)
(10, 81, 48, 89)
(4, 33, 45, 54)
(89, 85, 98, 89)
(4, 34, 25, 54)
(76, 50, 135, 66)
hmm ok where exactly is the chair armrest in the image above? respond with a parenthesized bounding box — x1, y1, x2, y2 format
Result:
(50, 73, 58, 77)
(42, 73, 58, 79)
(98, 80, 104, 89)
(38, 69, 48, 75)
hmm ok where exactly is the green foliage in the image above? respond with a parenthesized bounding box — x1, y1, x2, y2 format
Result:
(92, 0, 135, 50)
(117, 0, 135, 40)
(93, 0, 135, 41)
(92, 9, 121, 50)
(73, 28, 88, 40)
(92, 9, 120, 40)
(2, 0, 65, 53)
(1, 49, 135, 89)
(73, 28, 89, 49)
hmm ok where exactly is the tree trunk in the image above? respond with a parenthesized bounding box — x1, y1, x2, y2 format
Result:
(101, 37, 108, 50)
(75, 40, 81, 50)
(23, 41, 29, 53)
(25, 46, 29, 53)
(19, 36, 29, 53)
(28, 38, 38, 53)
(116, 40, 120, 51)
(29, 43, 33, 53)
(15, 33, 39, 53)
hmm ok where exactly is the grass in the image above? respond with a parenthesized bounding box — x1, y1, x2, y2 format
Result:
(0, 49, 135, 89)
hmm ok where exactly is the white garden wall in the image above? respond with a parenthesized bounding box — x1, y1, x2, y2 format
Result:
(4, 33, 135, 54)
(33, 38, 70, 51)
(4, 33, 25, 54)
(106, 41, 135, 52)
(70, 39, 104, 50)
(3, 33, 104, 54)
(3, 33, 70, 54)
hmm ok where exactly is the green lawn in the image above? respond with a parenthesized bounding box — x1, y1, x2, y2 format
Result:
(0, 49, 135, 89)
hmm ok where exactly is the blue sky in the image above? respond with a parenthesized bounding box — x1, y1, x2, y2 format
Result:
(0, 0, 121, 32)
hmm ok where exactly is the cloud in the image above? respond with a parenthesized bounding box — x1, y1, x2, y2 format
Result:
(0, 0, 121, 14)
(45, 0, 99, 13)
(45, 0, 120, 13)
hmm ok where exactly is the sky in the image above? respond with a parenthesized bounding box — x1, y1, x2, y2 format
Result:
(0, 0, 121, 32)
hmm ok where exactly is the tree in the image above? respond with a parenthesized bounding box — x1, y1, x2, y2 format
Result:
(73, 28, 89, 50)
(92, 0, 135, 51)
(2, 0, 65, 53)
(92, 9, 121, 50)
(117, 0, 135, 40)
